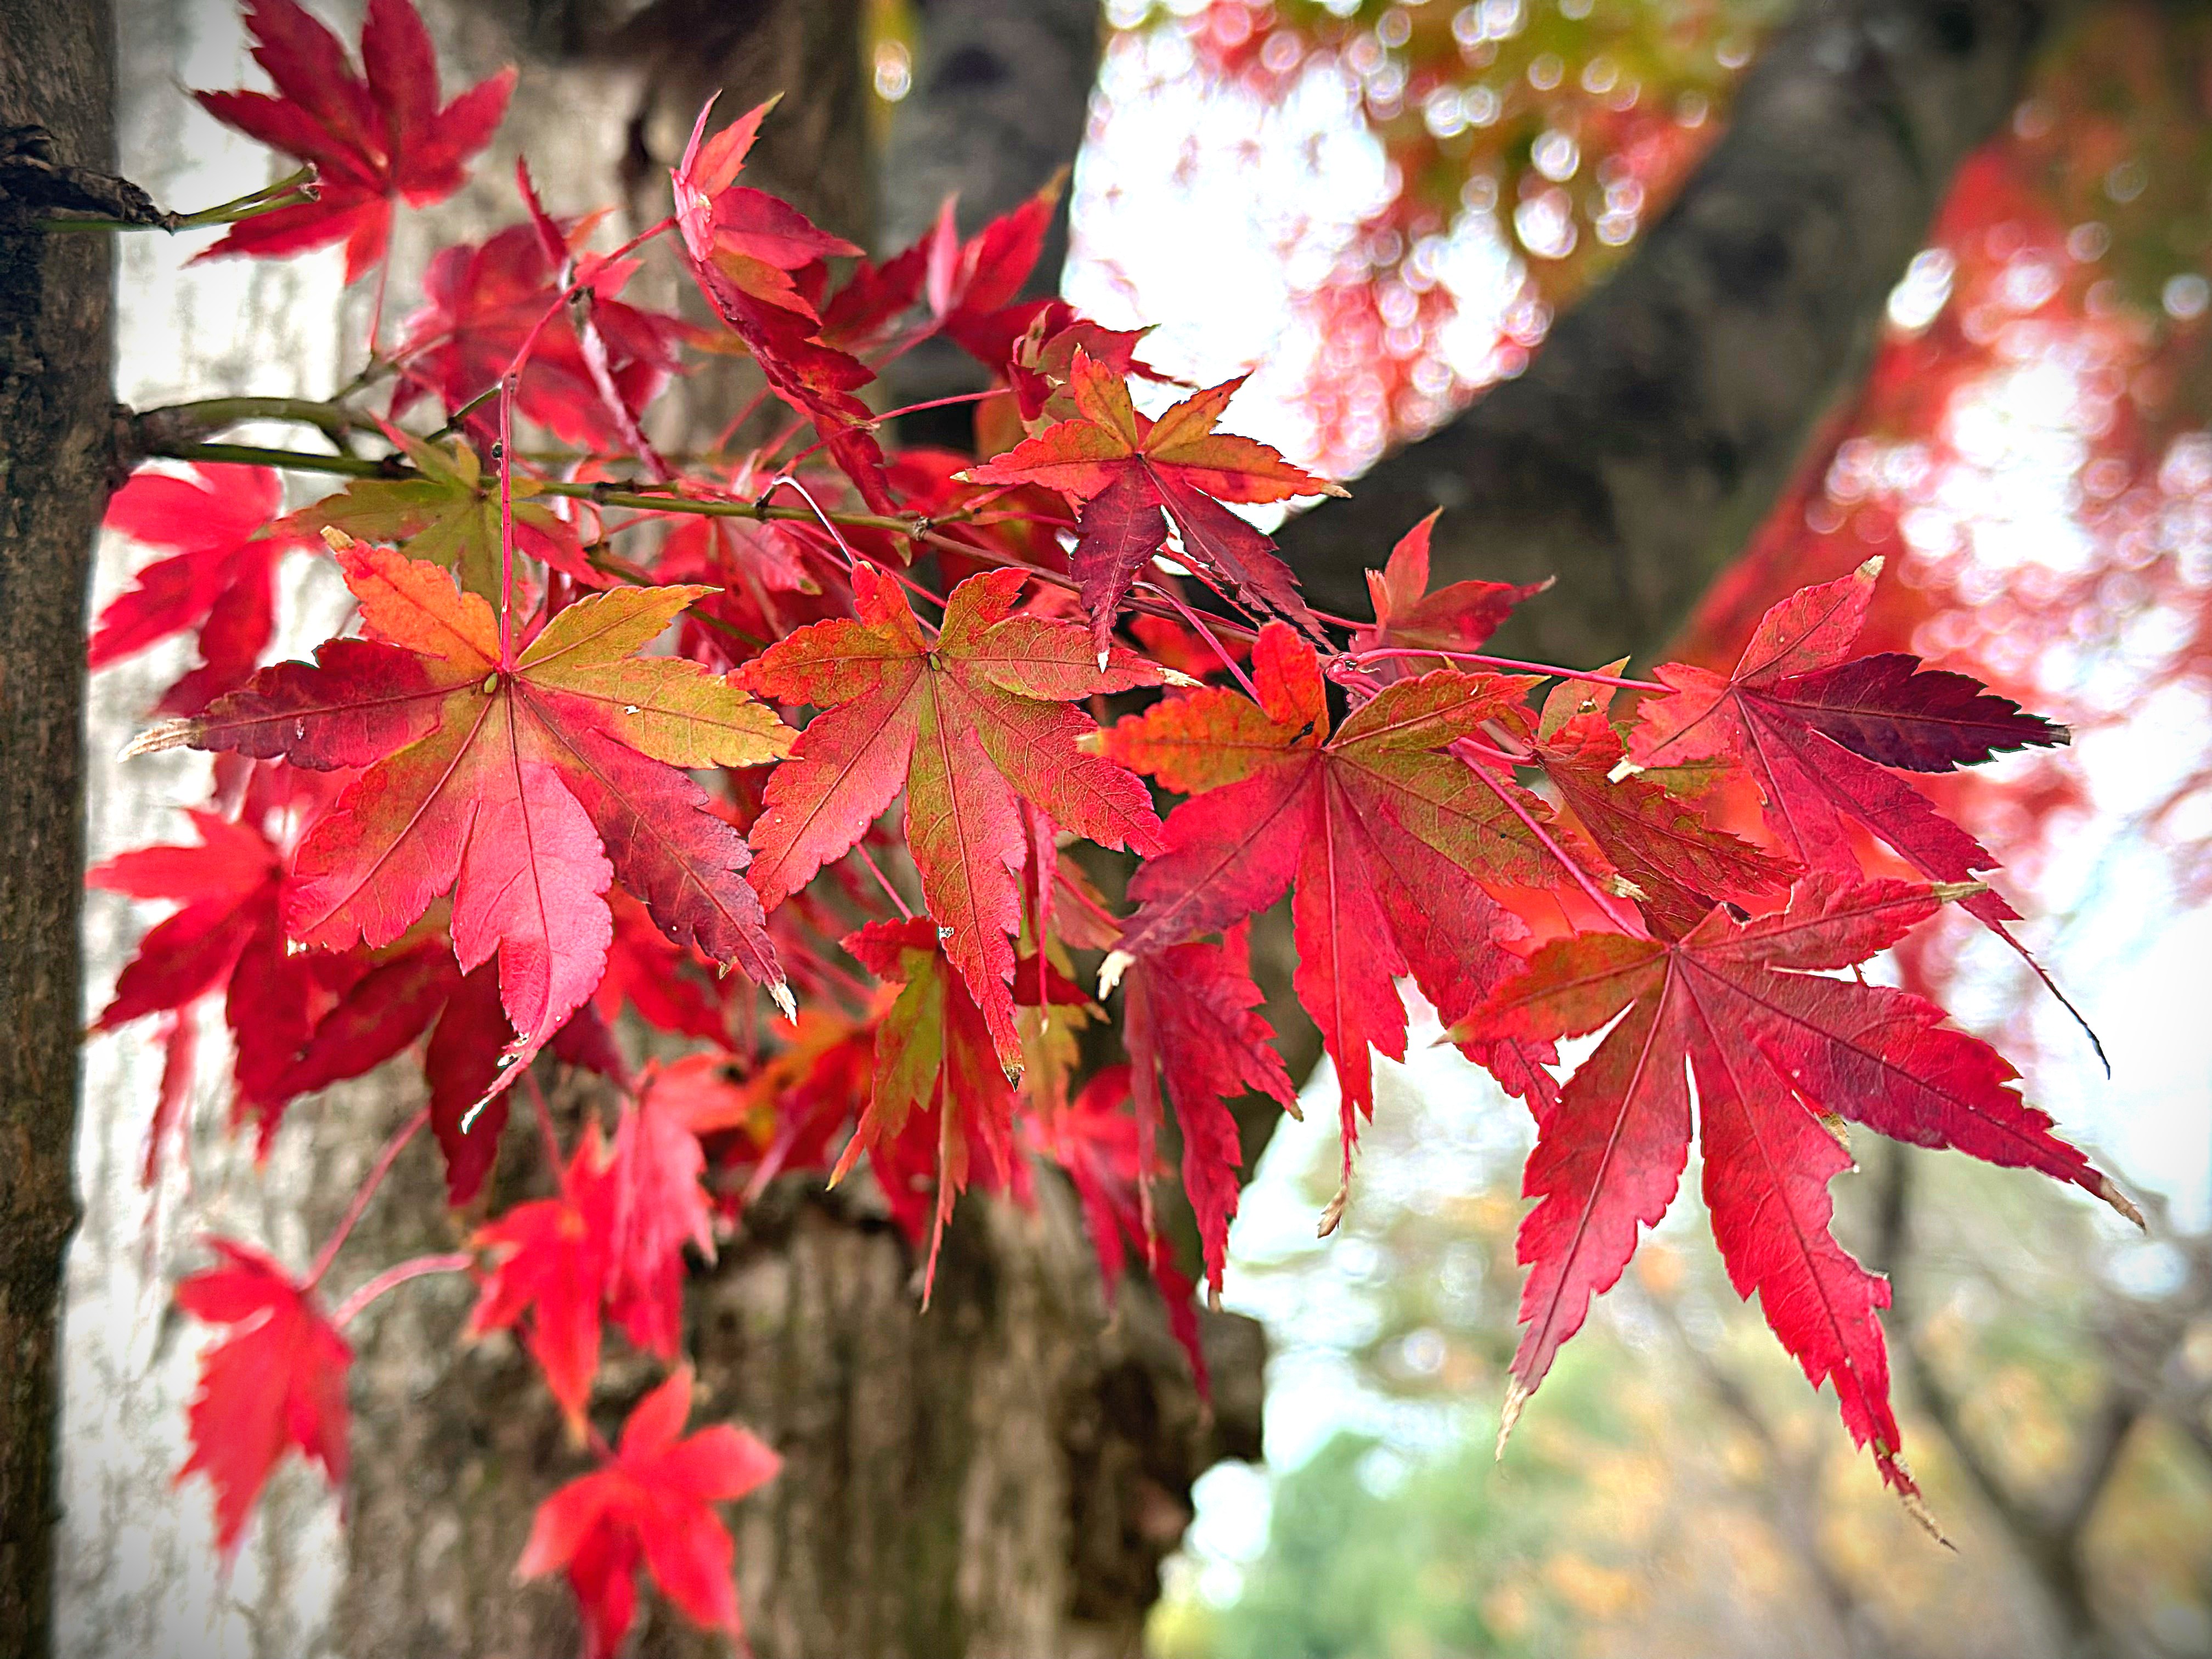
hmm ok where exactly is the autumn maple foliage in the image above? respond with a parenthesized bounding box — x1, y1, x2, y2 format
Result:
(94, 0, 2136, 1645)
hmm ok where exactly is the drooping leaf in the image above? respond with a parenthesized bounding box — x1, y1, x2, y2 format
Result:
(600, 1075, 720, 1359)
(516, 1366, 779, 1659)
(1027, 1063, 1214, 1394)
(1452, 873, 2137, 1495)
(670, 98, 895, 512)
(1120, 932, 1297, 1296)
(193, 0, 515, 281)
(176, 1239, 352, 1559)
(467, 1127, 614, 1426)
(834, 917, 1020, 1293)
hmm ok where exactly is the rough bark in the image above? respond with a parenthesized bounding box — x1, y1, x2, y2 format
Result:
(1279, 0, 2073, 668)
(0, 6, 114, 1653)
(329, 1082, 1261, 1659)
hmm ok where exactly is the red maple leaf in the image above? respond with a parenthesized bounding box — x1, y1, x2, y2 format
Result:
(670, 99, 896, 512)
(1452, 874, 2137, 1497)
(88, 778, 381, 1165)
(834, 917, 1023, 1290)
(517, 1366, 779, 1659)
(131, 543, 793, 1075)
(1120, 930, 1297, 1296)
(176, 1239, 352, 1559)
(742, 565, 1166, 1068)
(964, 350, 1344, 653)
(94, 464, 307, 714)
(1633, 560, 2065, 903)
(1631, 559, 2081, 1029)
(599, 1076, 720, 1360)
(1533, 708, 1800, 940)
(392, 216, 685, 452)
(1350, 510, 1550, 682)
(193, 0, 515, 281)
(818, 178, 1059, 367)
(468, 1128, 616, 1426)
(1101, 623, 1565, 1198)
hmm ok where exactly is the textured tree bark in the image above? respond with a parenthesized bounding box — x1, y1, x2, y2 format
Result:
(0, 5, 115, 1654)
(1279, 0, 2076, 668)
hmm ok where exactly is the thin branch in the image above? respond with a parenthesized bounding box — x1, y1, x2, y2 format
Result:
(304, 1105, 431, 1289)
(332, 1252, 475, 1328)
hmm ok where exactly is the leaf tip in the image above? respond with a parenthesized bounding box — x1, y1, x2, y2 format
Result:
(1096, 949, 1133, 997)
(1895, 1482, 1950, 1548)
(1160, 666, 1201, 689)
(1855, 554, 1886, 581)
(1316, 1182, 1349, 1238)
(121, 720, 197, 759)
(770, 980, 797, 1024)
(319, 526, 356, 554)
(1927, 880, 1987, 905)
(2098, 1175, 2146, 1231)
(1495, 1378, 1530, 1461)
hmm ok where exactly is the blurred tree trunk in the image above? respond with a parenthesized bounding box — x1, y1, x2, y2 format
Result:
(1279, 0, 2084, 668)
(0, 4, 115, 1654)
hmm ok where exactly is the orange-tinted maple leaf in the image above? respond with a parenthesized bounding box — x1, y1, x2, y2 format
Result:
(193, 0, 514, 281)
(1453, 873, 2137, 1497)
(1103, 624, 1564, 1196)
(132, 545, 792, 1077)
(964, 350, 1345, 652)
(176, 1239, 352, 1559)
(517, 1366, 779, 1659)
(743, 565, 1165, 1068)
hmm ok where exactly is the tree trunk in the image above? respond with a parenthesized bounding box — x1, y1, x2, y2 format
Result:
(1279, 0, 2078, 667)
(0, 4, 115, 1652)
(876, 0, 1103, 444)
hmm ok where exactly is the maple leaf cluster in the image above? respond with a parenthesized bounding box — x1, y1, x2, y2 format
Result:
(95, 0, 2131, 1641)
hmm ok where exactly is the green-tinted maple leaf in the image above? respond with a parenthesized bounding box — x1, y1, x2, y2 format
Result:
(291, 427, 594, 596)
(130, 541, 792, 1073)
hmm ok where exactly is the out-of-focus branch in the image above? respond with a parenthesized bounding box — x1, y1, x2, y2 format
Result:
(1874, 1146, 2136, 1652)
(1646, 1291, 1900, 1659)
